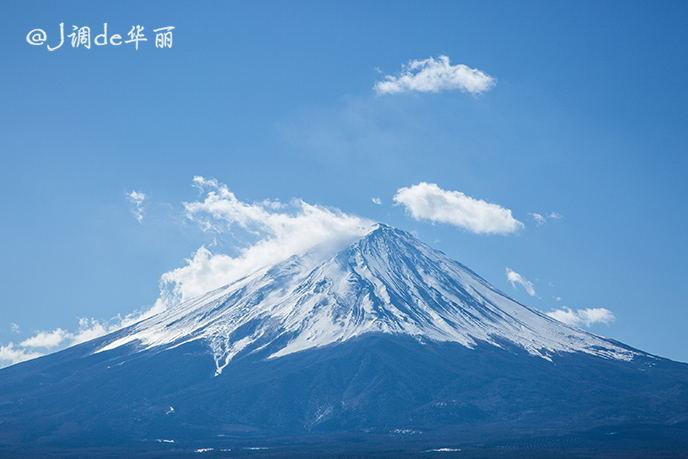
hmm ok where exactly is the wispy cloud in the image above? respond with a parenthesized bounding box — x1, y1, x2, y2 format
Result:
(505, 267, 536, 296)
(0, 310, 165, 368)
(374, 55, 495, 95)
(393, 182, 523, 235)
(546, 307, 615, 328)
(1, 177, 372, 368)
(529, 211, 563, 226)
(530, 212, 546, 226)
(10, 323, 20, 334)
(371, 197, 382, 205)
(162, 177, 373, 302)
(0, 343, 43, 367)
(20, 328, 68, 349)
(127, 190, 146, 223)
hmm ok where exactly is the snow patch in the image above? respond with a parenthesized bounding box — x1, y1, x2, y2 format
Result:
(95, 225, 635, 372)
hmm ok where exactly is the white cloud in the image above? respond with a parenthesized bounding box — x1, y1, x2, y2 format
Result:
(161, 177, 373, 302)
(0, 306, 166, 368)
(529, 211, 563, 226)
(10, 323, 20, 334)
(372, 197, 382, 205)
(0, 343, 43, 367)
(529, 212, 546, 226)
(505, 267, 536, 296)
(127, 190, 146, 223)
(393, 182, 523, 235)
(1, 178, 372, 368)
(15, 321, 111, 356)
(20, 328, 68, 349)
(374, 55, 495, 95)
(70, 318, 110, 345)
(546, 307, 615, 328)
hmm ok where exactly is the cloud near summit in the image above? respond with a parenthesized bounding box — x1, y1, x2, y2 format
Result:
(0, 177, 373, 368)
(161, 177, 373, 302)
(393, 182, 523, 235)
(0, 179, 526, 368)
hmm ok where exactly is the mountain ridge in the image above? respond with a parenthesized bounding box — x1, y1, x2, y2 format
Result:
(97, 223, 636, 375)
(2, 223, 687, 456)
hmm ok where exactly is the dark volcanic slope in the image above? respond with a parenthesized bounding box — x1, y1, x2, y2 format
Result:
(1, 333, 687, 456)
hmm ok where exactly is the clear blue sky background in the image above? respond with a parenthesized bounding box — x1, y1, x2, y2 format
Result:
(1, 1, 687, 361)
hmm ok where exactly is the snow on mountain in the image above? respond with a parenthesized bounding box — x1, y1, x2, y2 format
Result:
(98, 224, 635, 375)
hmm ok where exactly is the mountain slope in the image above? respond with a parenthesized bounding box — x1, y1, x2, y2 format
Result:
(1, 224, 687, 456)
(99, 224, 633, 375)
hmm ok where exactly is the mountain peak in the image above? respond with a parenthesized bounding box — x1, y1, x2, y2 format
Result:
(365, 222, 409, 238)
(98, 225, 636, 375)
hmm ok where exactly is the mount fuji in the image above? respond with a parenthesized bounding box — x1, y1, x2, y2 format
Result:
(1, 224, 687, 457)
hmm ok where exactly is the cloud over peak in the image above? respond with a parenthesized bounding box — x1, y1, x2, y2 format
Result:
(164, 177, 373, 302)
(1, 178, 373, 368)
(374, 55, 495, 95)
(393, 182, 523, 235)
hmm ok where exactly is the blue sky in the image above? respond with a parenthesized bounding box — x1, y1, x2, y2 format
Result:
(1, 1, 687, 363)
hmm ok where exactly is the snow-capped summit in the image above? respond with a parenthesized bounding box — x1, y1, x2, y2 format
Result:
(99, 224, 634, 374)
(2, 224, 687, 455)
